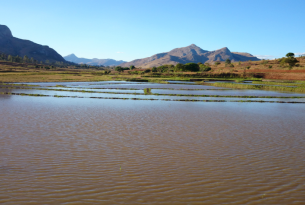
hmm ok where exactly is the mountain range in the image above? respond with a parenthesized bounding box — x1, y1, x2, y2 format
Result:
(119, 44, 260, 68)
(64, 54, 126, 66)
(0, 24, 65, 63)
(0, 24, 260, 67)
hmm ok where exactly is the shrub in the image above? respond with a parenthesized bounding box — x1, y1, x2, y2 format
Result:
(115, 66, 123, 72)
(199, 64, 211, 72)
(184, 63, 199, 72)
(261, 60, 268, 65)
(214, 61, 221, 66)
(225, 58, 231, 66)
(175, 63, 185, 72)
(280, 56, 299, 67)
(152, 67, 157, 72)
(157, 65, 168, 72)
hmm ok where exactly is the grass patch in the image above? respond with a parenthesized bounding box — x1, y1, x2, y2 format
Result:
(2, 92, 304, 104)
(252, 81, 305, 87)
(207, 82, 305, 93)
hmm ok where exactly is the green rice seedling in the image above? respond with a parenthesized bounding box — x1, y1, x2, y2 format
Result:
(144, 88, 152, 95)
(235, 79, 244, 83)
(207, 82, 305, 93)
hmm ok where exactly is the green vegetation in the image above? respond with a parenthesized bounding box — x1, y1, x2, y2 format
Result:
(3, 84, 305, 98)
(207, 82, 305, 93)
(225, 58, 231, 66)
(144, 88, 152, 95)
(1, 51, 305, 95)
(184, 63, 200, 72)
(1, 91, 304, 104)
(252, 81, 305, 86)
(214, 61, 221, 66)
(199, 64, 211, 72)
(0, 52, 70, 67)
(279, 52, 299, 68)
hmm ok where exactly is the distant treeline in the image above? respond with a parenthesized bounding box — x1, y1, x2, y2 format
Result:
(0, 52, 65, 65)
(0, 52, 112, 70)
(114, 62, 212, 73)
(74, 63, 106, 70)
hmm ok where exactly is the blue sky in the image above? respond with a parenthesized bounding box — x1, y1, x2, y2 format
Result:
(1, 0, 305, 61)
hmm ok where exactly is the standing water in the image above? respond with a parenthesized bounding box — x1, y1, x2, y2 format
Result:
(1, 82, 305, 205)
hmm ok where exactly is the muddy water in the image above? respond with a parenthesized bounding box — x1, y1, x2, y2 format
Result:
(1, 83, 305, 204)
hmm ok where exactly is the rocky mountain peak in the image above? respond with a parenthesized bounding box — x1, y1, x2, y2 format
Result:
(119, 45, 259, 68)
(65, 54, 78, 59)
(0, 24, 65, 63)
(0, 25, 13, 39)
(218, 47, 231, 52)
(188, 44, 199, 48)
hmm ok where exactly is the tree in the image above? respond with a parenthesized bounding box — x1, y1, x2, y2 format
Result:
(23, 55, 29, 63)
(8, 55, 12, 62)
(45, 59, 50, 64)
(0, 53, 6, 60)
(115, 66, 123, 72)
(152, 67, 157, 72)
(144, 69, 151, 73)
(157, 65, 167, 72)
(15, 55, 21, 63)
(286, 52, 295, 58)
(184, 63, 199, 72)
(165, 65, 174, 72)
(175, 63, 185, 72)
(280, 53, 299, 67)
(283, 57, 299, 67)
(225, 58, 231, 65)
(130, 65, 135, 70)
(199, 64, 211, 72)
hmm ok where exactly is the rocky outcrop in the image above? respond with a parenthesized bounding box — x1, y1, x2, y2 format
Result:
(0, 24, 65, 63)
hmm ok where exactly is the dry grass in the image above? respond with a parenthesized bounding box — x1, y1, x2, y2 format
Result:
(1, 57, 305, 82)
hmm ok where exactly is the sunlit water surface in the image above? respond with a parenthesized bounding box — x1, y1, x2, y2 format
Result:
(1, 82, 305, 205)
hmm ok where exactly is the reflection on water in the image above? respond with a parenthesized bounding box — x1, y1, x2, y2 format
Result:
(1, 82, 305, 204)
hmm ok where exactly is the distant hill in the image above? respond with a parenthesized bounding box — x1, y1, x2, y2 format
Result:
(64, 54, 126, 66)
(0, 24, 66, 63)
(120, 44, 260, 68)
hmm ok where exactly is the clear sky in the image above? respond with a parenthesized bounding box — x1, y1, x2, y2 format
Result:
(1, 0, 305, 61)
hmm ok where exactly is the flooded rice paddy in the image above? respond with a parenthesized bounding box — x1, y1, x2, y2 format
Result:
(1, 81, 305, 204)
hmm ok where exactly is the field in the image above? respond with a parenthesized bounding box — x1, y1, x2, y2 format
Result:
(1, 57, 305, 89)
(2, 60, 305, 205)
